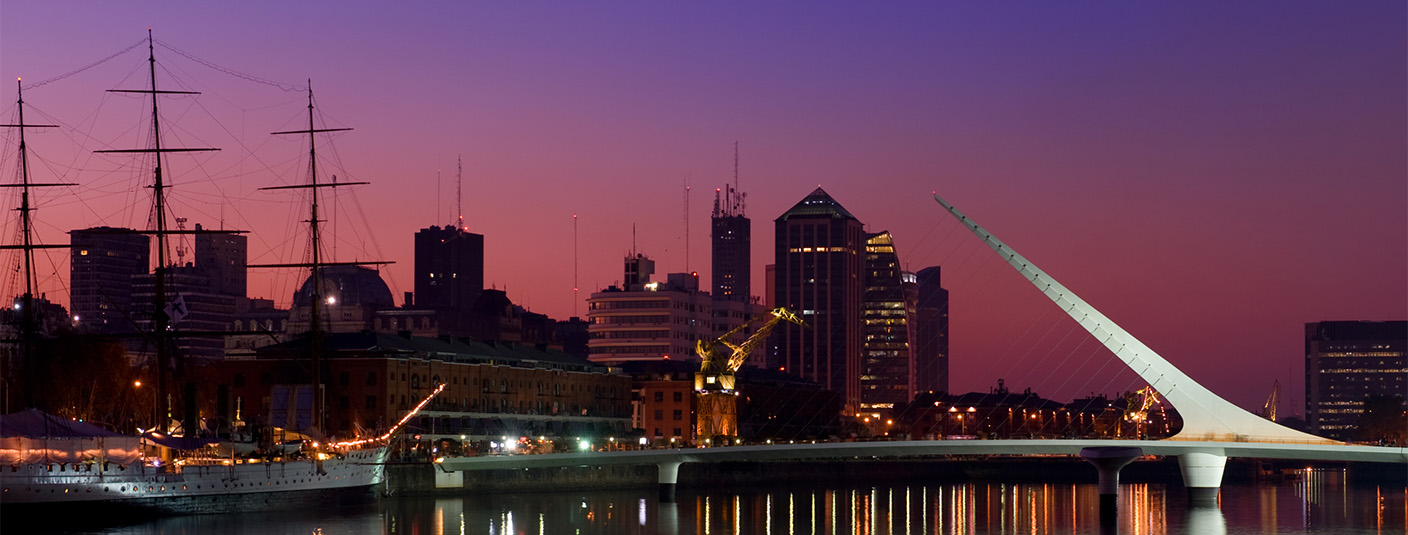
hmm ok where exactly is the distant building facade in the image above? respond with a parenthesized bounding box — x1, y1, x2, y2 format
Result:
(1305, 320, 1407, 440)
(193, 223, 247, 298)
(773, 187, 865, 412)
(69, 227, 149, 334)
(586, 254, 712, 365)
(413, 225, 484, 310)
(131, 267, 235, 363)
(913, 266, 950, 394)
(711, 184, 750, 302)
(287, 265, 396, 334)
(200, 331, 631, 441)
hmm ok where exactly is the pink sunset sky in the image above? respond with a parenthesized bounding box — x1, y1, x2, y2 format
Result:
(1, 2, 1403, 412)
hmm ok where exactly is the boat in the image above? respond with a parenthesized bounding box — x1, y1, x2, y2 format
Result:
(0, 31, 430, 519)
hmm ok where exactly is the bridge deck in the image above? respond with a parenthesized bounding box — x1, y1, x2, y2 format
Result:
(438, 439, 1408, 472)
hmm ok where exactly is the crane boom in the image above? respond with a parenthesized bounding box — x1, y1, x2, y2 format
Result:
(693, 307, 807, 442)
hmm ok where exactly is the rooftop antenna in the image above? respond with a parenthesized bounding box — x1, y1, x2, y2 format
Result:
(632, 223, 637, 256)
(435, 167, 441, 224)
(573, 213, 579, 317)
(684, 177, 690, 273)
(456, 155, 464, 230)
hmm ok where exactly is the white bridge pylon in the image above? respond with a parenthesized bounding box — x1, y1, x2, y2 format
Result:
(934, 194, 1336, 444)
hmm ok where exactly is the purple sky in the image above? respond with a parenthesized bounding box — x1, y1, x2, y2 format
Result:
(2, 2, 1403, 412)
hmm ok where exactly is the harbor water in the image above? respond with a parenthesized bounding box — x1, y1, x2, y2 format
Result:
(30, 468, 1408, 535)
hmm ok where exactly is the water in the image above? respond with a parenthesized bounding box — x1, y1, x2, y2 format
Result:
(34, 470, 1408, 534)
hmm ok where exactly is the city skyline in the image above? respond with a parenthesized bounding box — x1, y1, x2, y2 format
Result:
(0, 2, 1403, 412)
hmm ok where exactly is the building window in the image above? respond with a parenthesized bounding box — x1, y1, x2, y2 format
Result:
(672, 410, 682, 421)
(672, 391, 682, 402)
(366, 372, 377, 386)
(366, 396, 376, 409)
(233, 373, 245, 387)
(339, 372, 350, 387)
(654, 391, 664, 402)
(654, 409, 663, 420)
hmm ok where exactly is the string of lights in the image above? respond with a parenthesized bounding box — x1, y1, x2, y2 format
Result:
(331, 383, 445, 449)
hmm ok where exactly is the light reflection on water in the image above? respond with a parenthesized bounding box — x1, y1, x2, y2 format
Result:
(57, 469, 1407, 534)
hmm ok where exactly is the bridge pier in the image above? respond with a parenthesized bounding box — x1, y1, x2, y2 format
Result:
(1178, 451, 1226, 505)
(657, 461, 683, 503)
(1080, 446, 1142, 525)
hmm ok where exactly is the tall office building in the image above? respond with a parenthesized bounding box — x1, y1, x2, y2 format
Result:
(69, 227, 150, 334)
(859, 231, 915, 411)
(773, 187, 864, 412)
(193, 223, 247, 298)
(712, 184, 750, 302)
(413, 225, 484, 310)
(913, 266, 950, 394)
(1305, 320, 1407, 440)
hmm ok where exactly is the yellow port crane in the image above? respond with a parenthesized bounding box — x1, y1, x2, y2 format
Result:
(1260, 380, 1279, 421)
(1123, 386, 1161, 423)
(694, 307, 807, 442)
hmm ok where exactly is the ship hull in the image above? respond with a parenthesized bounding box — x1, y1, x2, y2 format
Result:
(0, 447, 386, 516)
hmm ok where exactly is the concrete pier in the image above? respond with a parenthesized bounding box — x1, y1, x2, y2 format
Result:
(1080, 446, 1143, 525)
(1178, 451, 1226, 506)
(657, 461, 683, 502)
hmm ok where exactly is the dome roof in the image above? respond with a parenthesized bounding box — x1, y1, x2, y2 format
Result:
(292, 265, 394, 308)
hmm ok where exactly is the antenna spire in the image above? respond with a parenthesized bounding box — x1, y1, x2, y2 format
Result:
(456, 155, 464, 230)
(573, 214, 579, 318)
(678, 178, 684, 271)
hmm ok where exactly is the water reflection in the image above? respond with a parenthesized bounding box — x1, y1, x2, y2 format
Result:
(369, 476, 1399, 535)
(46, 470, 1405, 534)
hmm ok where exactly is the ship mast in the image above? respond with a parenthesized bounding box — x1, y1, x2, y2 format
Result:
(256, 84, 386, 434)
(0, 79, 73, 408)
(95, 30, 219, 432)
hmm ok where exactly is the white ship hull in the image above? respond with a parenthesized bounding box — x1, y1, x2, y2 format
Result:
(0, 447, 386, 513)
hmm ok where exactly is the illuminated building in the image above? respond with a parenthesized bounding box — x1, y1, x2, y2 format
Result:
(860, 231, 915, 412)
(1304, 320, 1407, 440)
(913, 266, 950, 394)
(68, 227, 149, 334)
(773, 187, 864, 412)
(586, 253, 713, 365)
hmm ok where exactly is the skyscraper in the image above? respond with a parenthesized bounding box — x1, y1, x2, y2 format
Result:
(712, 184, 750, 302)
(773, 187, 864, 412)
(69, 227, 150, 334)
(413, 225, 484, 310)
(913, 266, 950, 394)
(1304, 320, 1407, 440)
(860, 231, 914, 410)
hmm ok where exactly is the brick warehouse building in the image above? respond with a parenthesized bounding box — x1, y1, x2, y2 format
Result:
(197, 331, 632, 443)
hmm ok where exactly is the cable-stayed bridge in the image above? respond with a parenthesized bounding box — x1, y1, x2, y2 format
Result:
(439, 194, 1406, 502)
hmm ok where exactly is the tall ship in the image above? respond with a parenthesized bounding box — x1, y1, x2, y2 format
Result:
(0, 32, 430, 518)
